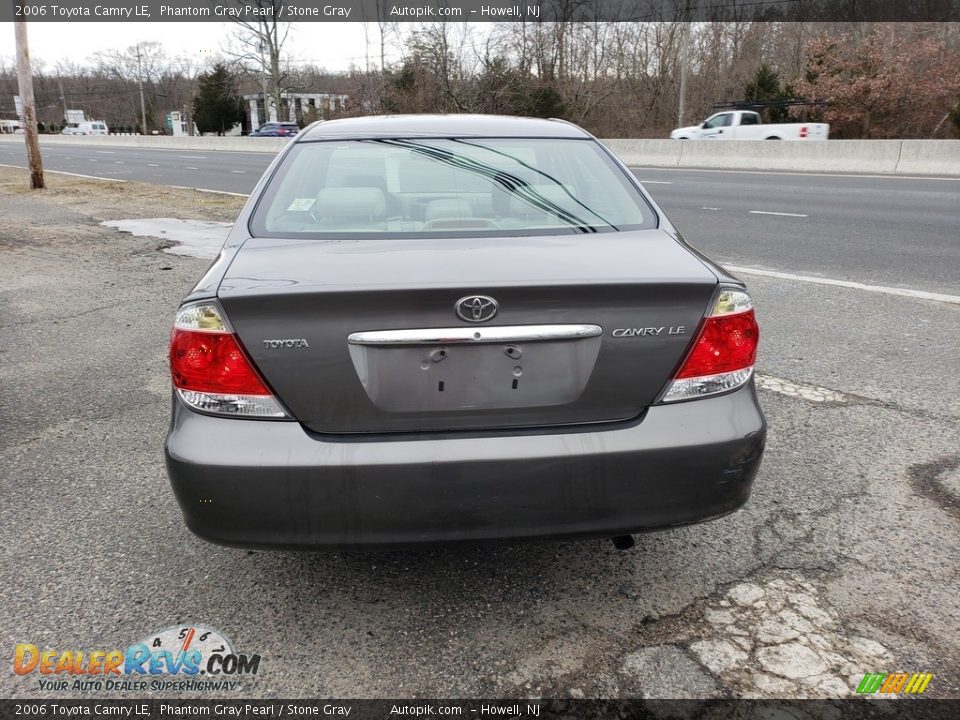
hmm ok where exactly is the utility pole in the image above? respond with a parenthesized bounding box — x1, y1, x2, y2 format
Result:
(136, 43, 148, 135)
(257, 41, 270, 126)
(14, 13, 44, 189)
(677, 20, 691, 128)
(57, 71, 68, 125)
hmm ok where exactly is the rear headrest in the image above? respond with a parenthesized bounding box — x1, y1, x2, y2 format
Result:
(425, 198, 473, 221)
(315, 187, 386, 219)
(343, 175, 388, 192)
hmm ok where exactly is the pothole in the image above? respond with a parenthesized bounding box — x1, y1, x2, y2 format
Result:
(908, 456, 960, 521)
(622, 572, 897, 698)
(690, 573, 893, 697)
(102, 218, 232, 259)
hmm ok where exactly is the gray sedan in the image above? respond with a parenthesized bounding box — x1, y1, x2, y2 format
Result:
(165, 114, 765, 549)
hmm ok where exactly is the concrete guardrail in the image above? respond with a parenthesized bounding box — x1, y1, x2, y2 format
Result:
(601, 138, 960, 177)
(2, 134, 958, 177)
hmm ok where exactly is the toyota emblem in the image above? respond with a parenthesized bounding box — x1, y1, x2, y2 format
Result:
(455, 295, 498, 323)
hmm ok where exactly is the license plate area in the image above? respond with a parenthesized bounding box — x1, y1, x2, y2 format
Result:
(347, 326, 602, 413)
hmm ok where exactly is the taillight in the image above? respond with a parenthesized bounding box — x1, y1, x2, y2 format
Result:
(800, 126, 808, 138)
(660, 288, 759, 403)
(169, 301, 288, 418)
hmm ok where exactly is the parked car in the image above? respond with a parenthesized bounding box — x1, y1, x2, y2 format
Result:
(61, 121, 109, 136)
(249, 122, 300, 137)
(671, 110, 828, 140)
(166, 114, 766, 549)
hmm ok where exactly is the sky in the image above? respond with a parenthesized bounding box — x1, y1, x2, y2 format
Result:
(1, 22, 402, 72)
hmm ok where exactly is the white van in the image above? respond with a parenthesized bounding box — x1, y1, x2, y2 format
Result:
(61, 121, 109, 136)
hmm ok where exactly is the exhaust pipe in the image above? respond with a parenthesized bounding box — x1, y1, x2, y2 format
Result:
(611, 535, 635, 550)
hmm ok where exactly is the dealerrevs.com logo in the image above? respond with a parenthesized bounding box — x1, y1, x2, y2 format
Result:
(13, 625, 262, 692)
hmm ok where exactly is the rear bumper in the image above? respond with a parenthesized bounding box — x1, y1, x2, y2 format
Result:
(165, 383, 765, 548)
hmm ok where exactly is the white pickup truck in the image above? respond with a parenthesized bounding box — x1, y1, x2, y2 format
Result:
(670, 110, 828, 141)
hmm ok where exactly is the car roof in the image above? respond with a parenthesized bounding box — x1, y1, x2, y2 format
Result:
(297, 114, 590, 141)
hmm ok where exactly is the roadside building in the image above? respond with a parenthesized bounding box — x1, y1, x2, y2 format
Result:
(243, 92, 349, 132)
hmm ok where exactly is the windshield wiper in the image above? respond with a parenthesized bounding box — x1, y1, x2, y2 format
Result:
(375, 139, 597, 233)
(452, 138, 618, 231)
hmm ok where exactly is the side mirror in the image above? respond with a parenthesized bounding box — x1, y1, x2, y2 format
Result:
(701, 122, 709, 129)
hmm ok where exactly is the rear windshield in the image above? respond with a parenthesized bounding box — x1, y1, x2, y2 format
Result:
(250, 137, 656, 238)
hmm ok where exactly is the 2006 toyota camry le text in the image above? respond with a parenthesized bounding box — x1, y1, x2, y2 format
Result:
(164, 114, 765, 549)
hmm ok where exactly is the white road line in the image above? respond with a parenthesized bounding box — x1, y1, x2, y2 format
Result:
(702, 206, 721, 211)
(755, 374, 847, 403)
(230, 170, 246, 174)
(114, 161, 125, 164)
(147, 163, 159, 167)
(748, 210, 808, 218)
(178, 155, 207, 159)
(0, 164, 125, 182)
(728, 265, 960, 305)
(638, 180, 672, 184)
(186, 166, 199, 170)
(167, 184, 250, 197)
(94, 151, 115, 155)
(628, 165, 960, 182)
(88, 159, 97, 162)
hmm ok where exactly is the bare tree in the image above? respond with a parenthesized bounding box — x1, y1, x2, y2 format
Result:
(221, 0, 292, 123)
(92, 41, 168, 131)
(377, 17, 401, 73)
(7, 21, 958, 140)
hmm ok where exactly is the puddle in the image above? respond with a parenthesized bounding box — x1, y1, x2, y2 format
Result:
(102, 218, 232, 259)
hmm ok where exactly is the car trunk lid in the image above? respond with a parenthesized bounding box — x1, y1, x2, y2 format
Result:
(218, 230, 718, 433)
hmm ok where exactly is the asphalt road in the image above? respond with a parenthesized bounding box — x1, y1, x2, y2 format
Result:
(0, 153, 958, 701)
(1, 141, 958, 295)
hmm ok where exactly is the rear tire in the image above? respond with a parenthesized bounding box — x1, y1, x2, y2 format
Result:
(765, 136, 781, 140)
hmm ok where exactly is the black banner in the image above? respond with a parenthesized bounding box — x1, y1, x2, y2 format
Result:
(2, 0, 958, 23)
(3, 700, 960, 720)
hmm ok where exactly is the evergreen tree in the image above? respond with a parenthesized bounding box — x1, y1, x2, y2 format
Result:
(744, 63, 789, 123)
(950, 97, 960, 136)
(192, 64, 242, 136)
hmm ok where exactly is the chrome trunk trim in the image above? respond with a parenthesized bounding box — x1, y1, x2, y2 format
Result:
(348, 324, 603, 346)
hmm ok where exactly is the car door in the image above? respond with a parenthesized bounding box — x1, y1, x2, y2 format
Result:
(701, 113, 733, 140)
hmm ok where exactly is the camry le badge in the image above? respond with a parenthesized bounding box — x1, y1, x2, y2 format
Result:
(612, 326, 686, 337)
(455, 295, 499, 323)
